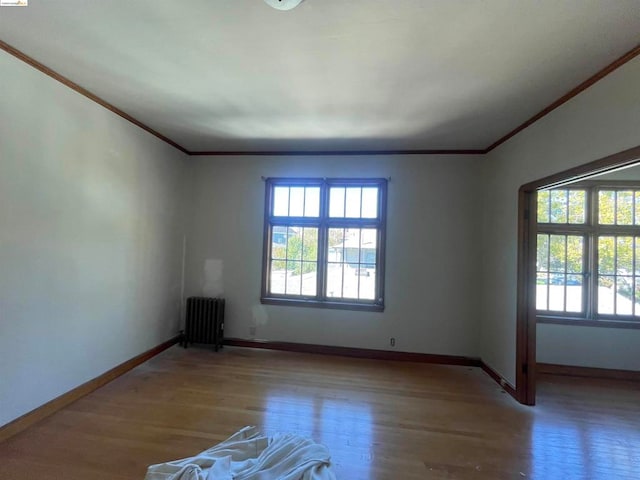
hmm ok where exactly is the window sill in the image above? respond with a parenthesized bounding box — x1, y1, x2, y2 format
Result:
(537, 315, 640, 330)
(261, 297, 384, 312)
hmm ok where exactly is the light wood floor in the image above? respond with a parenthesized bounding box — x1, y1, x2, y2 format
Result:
(0, 346, 638, 479)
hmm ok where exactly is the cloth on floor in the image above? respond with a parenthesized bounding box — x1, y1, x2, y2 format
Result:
(144, 426, 337, 480)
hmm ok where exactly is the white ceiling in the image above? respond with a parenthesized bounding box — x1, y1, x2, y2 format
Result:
(1, 0, 639, 153)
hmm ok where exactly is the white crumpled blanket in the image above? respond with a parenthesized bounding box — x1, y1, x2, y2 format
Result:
(144, 426, 336, 480)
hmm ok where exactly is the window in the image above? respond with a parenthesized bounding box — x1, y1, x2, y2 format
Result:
(261, 178, 387, 311)
(536, 183, 640, 326)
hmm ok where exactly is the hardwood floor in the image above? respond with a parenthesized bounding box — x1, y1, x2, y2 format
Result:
(0, 346, 638, 479)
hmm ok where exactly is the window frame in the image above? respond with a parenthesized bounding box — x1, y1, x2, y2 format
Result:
(261, 177, 387, 312)
(536, 180, 640, 328)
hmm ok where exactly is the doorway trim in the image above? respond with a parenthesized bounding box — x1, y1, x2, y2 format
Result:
(516, 144, 640, 405)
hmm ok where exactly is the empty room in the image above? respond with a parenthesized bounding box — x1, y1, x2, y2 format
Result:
(1, 1, 639, 479)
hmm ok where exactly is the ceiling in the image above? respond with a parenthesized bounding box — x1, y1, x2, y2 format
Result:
(1, 0, 639, 153)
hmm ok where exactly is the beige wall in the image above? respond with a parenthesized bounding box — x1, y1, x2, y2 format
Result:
(0, 51, 188, 427)
(184, 154, 483, 356)
(480, 57, 640, 384)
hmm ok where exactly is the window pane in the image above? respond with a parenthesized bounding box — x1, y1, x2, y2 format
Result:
(537, 191, 550, 223)
(616, 236, 633, 274)
(616, 191, 633, 225)
(329, 187, 345, 217)
(568, 190, 586, 224)
(292, 229, 318, 291)
(342, 265, 360, 299)
(270, 226, 319, 297)
(286, 227, 302, 260)
(270, 260, 286, 294)
(359, 264, 376, 300)
(361, 188, 378, 218)
(550, 190, 568, 223)
(537, 234, 584, 313)
(271, 229, 288, 259)
(300, 262, 318, 296)
(636, 238, 640, 276)
(635, 192, 640, 225)
(326, 228, 348, 296)
(326, 263, 344, 298)
(597, 235, 640, 316)
(537, 234, 549, 272)
(343, 229, 361, 265)
(616, 276, 633, 315)
(536, 273, 548, 310)
(548, 274, 565, 311)
(326, 228, 378, 301)
(540, 188, 586, 224)
(302, 227, 318, 261)
(289, 187, 304, 217)
(328, 228, 345, 262)
(566, 236, 584, 273)
(345, 188, 361, 218)
(635, 278, 640, 316)
(286, 261, 301, 295)
(598, 237, 615, 275)
(304, 187, 320, 217)
(598, 275, 615, 314)
(360, 229, 377, 263)
(273, 187, 289, 216)
(549, 235, 566, 272)
(598, 190, 615, 224)
(565, 275, 583, 313)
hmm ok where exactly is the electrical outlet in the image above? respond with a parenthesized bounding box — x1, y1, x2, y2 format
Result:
(390, 337, 396, 347)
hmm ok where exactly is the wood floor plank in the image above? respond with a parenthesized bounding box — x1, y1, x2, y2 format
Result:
(0, 346, 638, 479)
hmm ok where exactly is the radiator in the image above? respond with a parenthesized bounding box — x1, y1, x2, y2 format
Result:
(182, 297, 225, 351)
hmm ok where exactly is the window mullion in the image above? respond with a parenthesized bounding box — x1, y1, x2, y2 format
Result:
(585, 187, 594, 319)
(283, 226, 290, 295)
(375, 227, 384, 304)
(340, 228, 346, 298)
(546, 233, 551, 311)
(537, 224, 589, 235)
(299, 227, 305, 296)
(613, 235, 618, 315)
(563, 235, 568, 312)
(316, 182, 329, 301)
(356, 229, 362, 298)
(633, 236, 637, 317)
(589, 186, 600, 319)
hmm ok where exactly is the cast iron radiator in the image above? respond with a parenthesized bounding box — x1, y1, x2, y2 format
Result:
(182, 297, 225, 351)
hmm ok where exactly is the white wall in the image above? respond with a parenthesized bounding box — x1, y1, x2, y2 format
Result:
(537, 324, 640, 370)
(0, 51, 187, 427)
(480, 57, 640, 384)
(184, 154, 482, 357)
